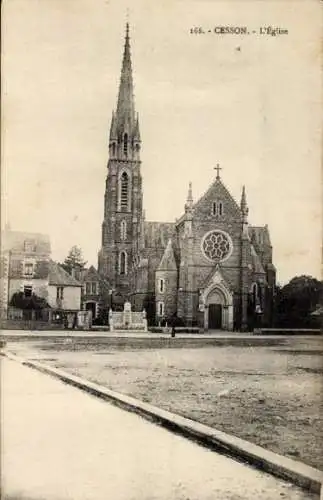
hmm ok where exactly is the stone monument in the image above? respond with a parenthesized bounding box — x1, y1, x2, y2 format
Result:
(109, 302, 148, 332)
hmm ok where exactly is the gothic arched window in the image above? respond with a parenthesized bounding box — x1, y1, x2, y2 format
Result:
(120, 172, 129, 210)
(212, 201, 224, 216)
(119, 251, 127, 275)
(159, 278, 164, 293)
(124, 133, 128, 156)
(112, 142, 116, 156)
(120, 220, 127, 241)
(252, 283, 258, 305)
(158, 301, 164, 316)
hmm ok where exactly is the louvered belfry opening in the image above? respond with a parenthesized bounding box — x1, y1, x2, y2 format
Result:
(120, 172, 129, 210)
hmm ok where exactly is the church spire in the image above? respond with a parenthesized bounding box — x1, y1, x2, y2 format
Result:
(109, 111, 117, 140)
(133, 113, 141, 142)
(116, 23, 135, 128)
(185, 182, 193, 212)
(240, 185, 248, 216)
(240, 185, 249, 239)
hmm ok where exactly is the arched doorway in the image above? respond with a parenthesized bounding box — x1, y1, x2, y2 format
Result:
(203, 285, 233, 331)
(85, 301, 97, 319)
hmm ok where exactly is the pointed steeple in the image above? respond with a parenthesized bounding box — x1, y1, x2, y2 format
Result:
(185, 182, 193, 212)
(109, 111, 117, 140)
(116, 23, 135, 129)
(240, 185, 249, 239)
(240, 185, 248, 216)
(133, 113, 141, 142)
(157, 239, 177, 271)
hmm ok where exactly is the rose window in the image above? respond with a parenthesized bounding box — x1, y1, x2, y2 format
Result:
(202, 230, 232, 262)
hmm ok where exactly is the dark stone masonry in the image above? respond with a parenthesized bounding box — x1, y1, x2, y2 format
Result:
(98, 24, 276, 330)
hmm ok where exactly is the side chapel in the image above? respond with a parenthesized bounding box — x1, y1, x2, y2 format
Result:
(98, 24, 276, 330)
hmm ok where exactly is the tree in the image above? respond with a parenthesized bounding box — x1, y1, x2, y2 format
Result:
(275, 275, 322, 328)
(10, 291, 49, 310)
(61, 246, 87, 278)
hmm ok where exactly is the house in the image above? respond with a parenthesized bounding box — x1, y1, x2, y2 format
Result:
(1, 229, 51, 319)
(81, 266, 101, 320)
(48, 261, 82, 321)
(0, 229, 82, 324)
(80, 266, 113, 324)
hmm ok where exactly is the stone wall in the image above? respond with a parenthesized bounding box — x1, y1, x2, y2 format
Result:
(155, 269, 177, 321)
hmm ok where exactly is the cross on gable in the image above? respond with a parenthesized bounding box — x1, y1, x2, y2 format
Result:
(214, 164, 222, 180)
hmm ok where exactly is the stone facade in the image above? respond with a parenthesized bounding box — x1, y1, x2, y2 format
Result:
(0, 230, 51, 318)
(0, 230, 82, 318)
(155, 239, 178, 323)
(98, 25, 276, 330)
(80, 266, 103, 320)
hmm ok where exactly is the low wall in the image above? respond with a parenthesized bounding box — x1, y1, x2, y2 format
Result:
(149, 327, 201, 334)
(0, 319, 65, 331)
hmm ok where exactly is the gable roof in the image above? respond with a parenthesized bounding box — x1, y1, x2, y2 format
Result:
(176, 177, 242, 226)
(196, 177, 241, 213)
(249, 225, 271, 247)
(82, 265, 100, 281)
(157, 239, 177, 271)
(1, 230, 51, 254)
(49, 261, 82, 287)
(201, 264, 234, 292)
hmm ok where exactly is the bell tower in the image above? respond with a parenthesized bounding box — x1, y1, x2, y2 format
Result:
(99, 24, 143, 299)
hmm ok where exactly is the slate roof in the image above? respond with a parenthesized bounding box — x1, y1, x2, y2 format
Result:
(49, 261, 82, 287)
(1, 230, 51, 254)
(81, 265, 100, 281)
(157, 239, 177, 271)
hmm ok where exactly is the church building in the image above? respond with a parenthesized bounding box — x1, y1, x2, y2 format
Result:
(98, 25, 276, 331)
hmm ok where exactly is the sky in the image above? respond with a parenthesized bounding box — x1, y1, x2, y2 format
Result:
(2, 0, 322, 285)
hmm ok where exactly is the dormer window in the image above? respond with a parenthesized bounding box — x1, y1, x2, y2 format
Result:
(24, 240, 36, 252)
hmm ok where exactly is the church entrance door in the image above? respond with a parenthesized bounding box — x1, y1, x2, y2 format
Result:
(208, 304, 222, 329)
